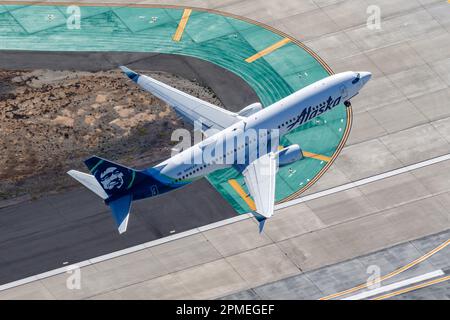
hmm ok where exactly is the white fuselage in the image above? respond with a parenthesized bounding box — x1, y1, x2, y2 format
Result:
(156, 71, 371, 184)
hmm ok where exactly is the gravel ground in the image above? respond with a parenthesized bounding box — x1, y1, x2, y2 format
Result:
(0, 69, 222, 200)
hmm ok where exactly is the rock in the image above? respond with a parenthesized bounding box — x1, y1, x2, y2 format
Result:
(61, 109, 72, 117)
(158, 106, 171, 118)
(84, 115, 95, 126)
(51, 116, 74, 127)
(114, 105, 134, 118)
(95, 94, 107, 103)
(133, 112, 156, 123)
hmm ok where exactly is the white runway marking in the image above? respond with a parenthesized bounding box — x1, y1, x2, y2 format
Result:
(342, 270, 445, 300)
(1, 153, 450, 292)
(277, 153, 450, 210)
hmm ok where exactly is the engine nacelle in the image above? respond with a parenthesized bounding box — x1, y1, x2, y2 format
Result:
(275, 144, 303, 166)
(238, 102, 263, 117)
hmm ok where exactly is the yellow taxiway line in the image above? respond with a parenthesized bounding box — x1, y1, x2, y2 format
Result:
(245, 38, 291, 63)
(172, 8, 192, 42)
(373, 274, 450, 300)
(303, 151, 331, 162)
(228, 146, 331, 211)
(320, 238, 450, 300)
(277, 146, 331, 163)
(229, 149, 330, 209)
(228, 179, 256, 211)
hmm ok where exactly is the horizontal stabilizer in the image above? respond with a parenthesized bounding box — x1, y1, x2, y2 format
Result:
(67, 170, 108, 199)
(108, 194, 132, 234)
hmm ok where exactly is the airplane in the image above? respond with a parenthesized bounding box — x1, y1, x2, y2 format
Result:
(68, 66, 371, 234)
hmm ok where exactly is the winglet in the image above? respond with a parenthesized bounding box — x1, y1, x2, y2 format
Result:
(254, 213, 267, 234)
(119, 66, 140, 83)
(258, 218, 266, 233)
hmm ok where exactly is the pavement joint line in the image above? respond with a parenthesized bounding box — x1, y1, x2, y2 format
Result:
(1, 153, 450, 292)
(343, 270, 445, 300)
(373, 274, 450, 300)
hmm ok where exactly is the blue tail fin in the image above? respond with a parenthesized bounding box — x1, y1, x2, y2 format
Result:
(84, 156, 146, 234)
(84, 156, 144, 198)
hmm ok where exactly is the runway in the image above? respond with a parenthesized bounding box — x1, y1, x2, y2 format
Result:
(0, 0, 449, 299)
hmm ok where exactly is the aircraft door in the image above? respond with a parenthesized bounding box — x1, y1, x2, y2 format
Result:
(340, 85, 348, 99)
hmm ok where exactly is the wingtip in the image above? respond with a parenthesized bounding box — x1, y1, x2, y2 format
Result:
(258, 218, 266, 233)
(119, 66, 140, 83)
(117, 214, 129, 234)
(254, 213, 267, 233)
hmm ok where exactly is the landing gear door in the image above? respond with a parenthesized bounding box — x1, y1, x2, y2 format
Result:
(340, 85, 348, 99)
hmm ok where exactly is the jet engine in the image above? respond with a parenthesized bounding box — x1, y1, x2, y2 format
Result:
(275, 144, 303, 166)
(238, 102, 263, 117)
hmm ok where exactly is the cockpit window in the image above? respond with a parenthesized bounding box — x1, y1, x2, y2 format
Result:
(352, 73, 360, 84)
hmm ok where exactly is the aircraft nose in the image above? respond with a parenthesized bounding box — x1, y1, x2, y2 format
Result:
(359, 71, 372, 85)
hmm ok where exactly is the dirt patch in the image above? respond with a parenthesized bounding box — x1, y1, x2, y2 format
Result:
(0, 69, 222, 200)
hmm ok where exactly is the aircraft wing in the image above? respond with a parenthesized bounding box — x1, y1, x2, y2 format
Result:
(120, 66, 241, 132)
(242, 152, 278, 219)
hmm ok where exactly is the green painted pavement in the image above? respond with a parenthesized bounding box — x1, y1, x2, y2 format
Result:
(0, 4, 349, 214)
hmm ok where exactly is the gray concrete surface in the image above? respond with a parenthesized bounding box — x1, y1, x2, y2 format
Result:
(0, 0, 450, 299)
(223, 229, 450, 300)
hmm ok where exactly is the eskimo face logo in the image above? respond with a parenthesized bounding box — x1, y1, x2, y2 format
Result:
(99, 167, 125, 190)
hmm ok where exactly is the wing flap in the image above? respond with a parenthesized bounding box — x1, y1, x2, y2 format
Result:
(242, 153, 278, 219)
